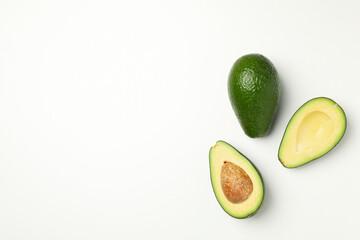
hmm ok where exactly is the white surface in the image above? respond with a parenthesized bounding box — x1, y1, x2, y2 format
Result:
(0, 0, 359, 239)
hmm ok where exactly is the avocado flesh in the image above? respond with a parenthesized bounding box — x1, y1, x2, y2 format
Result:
(210, 141, 264, 218)
(228, 54, 280, 138)
(279, 97, 346, 168)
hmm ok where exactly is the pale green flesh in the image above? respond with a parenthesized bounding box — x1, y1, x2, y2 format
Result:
(279, 97, 346, 168)
(210, 141, 264, 218)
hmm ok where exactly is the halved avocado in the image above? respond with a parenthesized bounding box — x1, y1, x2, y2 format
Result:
(279, 97, 346, 168)
(209, 141, 264, 218)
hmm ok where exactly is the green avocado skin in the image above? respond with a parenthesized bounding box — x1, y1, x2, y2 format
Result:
(228, 54, 280, 138)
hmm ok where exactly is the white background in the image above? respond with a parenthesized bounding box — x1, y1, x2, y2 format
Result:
(0, 0, 359, 239)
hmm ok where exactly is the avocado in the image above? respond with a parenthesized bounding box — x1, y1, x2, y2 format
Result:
(278, 97, 346, 168)
(209, 140, 264, 218)
(228, 54, 280, 138)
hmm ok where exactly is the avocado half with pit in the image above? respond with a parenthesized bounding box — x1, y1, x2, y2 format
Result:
(279, 97, 346, 168)
(209, 141, 264, 218)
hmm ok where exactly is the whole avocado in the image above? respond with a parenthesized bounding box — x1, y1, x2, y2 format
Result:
(228, 54, 280, 138)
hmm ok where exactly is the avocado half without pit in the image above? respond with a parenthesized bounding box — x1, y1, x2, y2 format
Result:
(278, 97, 346, 168)
(210, 141, 264, 218)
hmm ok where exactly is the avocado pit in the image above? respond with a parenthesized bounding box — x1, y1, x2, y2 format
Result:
(220, 161, 253, 203)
